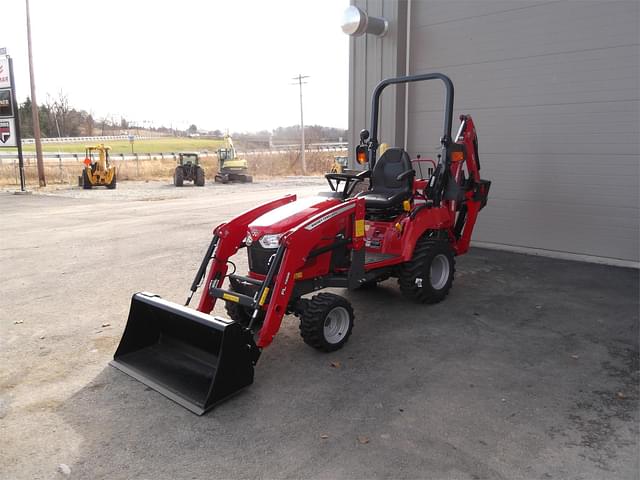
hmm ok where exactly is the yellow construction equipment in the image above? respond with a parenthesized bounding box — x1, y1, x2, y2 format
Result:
(330, 156, 349, 173)
(214, 135, 252, 183)
(80, 144, 116, 189)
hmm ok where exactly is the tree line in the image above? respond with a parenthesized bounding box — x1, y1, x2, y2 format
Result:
(17, 93, 347, 142)
(17, 92, 131, 138)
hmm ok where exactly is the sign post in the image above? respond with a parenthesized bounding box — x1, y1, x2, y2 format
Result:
(0, 53, 26, 192)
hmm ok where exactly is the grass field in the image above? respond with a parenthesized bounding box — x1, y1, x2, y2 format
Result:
(10, 137, 225, 154)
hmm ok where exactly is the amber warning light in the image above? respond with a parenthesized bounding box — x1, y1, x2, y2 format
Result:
(451, 151, 464, 162)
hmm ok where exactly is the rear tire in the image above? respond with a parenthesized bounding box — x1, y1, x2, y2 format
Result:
(398, 236, 455, 304)
(82, 170, 92, 189)
(174, 167, 184, 186)
(195, 167, 205, 186)
(299, 293, 354, 352)
(107, 171, 116, 189)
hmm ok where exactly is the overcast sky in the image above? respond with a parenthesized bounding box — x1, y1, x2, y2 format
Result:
(1, 0, 350, 132)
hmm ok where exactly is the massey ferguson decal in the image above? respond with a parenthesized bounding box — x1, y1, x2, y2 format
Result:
(0, 120, 10, 144)
(0, 59, 9, 89)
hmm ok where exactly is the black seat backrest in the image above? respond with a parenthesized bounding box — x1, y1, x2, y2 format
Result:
(370, 147, 413, 196)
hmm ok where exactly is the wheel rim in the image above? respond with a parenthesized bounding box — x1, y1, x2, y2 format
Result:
(430, 254, 450, 290)
(323, 306, 350, 344)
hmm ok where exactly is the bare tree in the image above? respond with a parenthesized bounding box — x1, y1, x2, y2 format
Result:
(52, 91, 71, 136)
(84, 110, 95, 136)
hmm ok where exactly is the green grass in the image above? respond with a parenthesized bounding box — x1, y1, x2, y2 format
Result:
(12, 137, 224, 154)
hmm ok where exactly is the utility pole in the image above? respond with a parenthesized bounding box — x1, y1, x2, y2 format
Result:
(7, 56, 27, 192)
(291, 74, 309, 175)
(26, 0, 45, 186)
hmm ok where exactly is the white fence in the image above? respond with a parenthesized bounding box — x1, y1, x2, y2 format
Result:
(20, 135, 153, 144)
(0, 143, 348, 163)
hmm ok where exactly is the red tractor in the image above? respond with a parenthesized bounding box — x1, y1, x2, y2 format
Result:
(111, 73, 491, 414)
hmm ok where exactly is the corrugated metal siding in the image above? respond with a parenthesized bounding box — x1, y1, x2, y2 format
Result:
(348, 0, 407, 157)
(349, 0, 639, 261)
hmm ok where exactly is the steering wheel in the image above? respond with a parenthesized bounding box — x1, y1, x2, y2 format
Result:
(324, 172, 367, 198)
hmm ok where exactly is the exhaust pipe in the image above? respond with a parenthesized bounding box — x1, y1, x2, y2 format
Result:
(110, 292, 259, 415)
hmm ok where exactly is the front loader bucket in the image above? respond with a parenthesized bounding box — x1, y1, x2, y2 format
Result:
(110, 292, 257, 415)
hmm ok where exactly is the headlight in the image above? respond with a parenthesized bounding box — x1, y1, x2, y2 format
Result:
(258, 233, 283, 249)
(245, 231, 253, 246)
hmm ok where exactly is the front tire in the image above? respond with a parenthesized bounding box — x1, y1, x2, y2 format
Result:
(196, 167, 205, 186)
(398, 236, 455, 304)
(82, 170, 92, 189)
(299, 293, 354, 352)
(174, 167, 184, 186)
(107, 171, 116, 189)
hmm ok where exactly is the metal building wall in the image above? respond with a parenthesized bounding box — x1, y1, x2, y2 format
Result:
(348, 0, 640, 262)
(348, 0, 408, 153)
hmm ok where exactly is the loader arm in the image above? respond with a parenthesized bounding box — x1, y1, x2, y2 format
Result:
(196, 194, 297, 313)
(256, 197, 366, 348)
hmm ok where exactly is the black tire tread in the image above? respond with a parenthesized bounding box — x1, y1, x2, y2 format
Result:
(398, 236, 455, 304)
(299, 292, 354, 352)
(82, 170, 92, 189)
(107, 170, 116, 189)
(174, 167, 184, 186)
(196, 167, 205, 186)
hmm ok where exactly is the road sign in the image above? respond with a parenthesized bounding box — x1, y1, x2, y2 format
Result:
(0, 55, 25, 190)
(0, 57, 17, 148)
(0, 118, 17, 147)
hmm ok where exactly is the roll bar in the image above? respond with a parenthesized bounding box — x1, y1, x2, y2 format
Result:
(368, 73, 454, 168)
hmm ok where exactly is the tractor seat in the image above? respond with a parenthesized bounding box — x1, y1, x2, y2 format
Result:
(358, 148, 414, 209)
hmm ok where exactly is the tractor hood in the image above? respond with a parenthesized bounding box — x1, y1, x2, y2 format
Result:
(247, 195, 341, 239)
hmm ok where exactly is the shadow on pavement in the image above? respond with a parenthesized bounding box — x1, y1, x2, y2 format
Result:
(58, 249, 639, 479)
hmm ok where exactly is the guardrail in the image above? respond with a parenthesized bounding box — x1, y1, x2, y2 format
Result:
(0, 143, 348, 163)
(0, 152, 189, 163)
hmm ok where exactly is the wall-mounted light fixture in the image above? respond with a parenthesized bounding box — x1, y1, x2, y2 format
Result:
(341, 5, 388, 37)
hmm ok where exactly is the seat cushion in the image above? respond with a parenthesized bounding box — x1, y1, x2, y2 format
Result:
(359, 148, 413, 209)
(360, 193, 392, 208)
(359, 190, 410, 209)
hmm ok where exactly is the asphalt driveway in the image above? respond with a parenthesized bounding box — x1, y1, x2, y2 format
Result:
(1, 179, 638, 479)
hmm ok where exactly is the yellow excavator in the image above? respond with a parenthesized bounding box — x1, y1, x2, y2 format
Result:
(214, 135, 252, 183)
(330, 155, 349, 173)
(80, 144, 116, 189)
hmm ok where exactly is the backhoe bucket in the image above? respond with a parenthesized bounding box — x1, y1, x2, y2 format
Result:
(110, 292, 257, 415)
